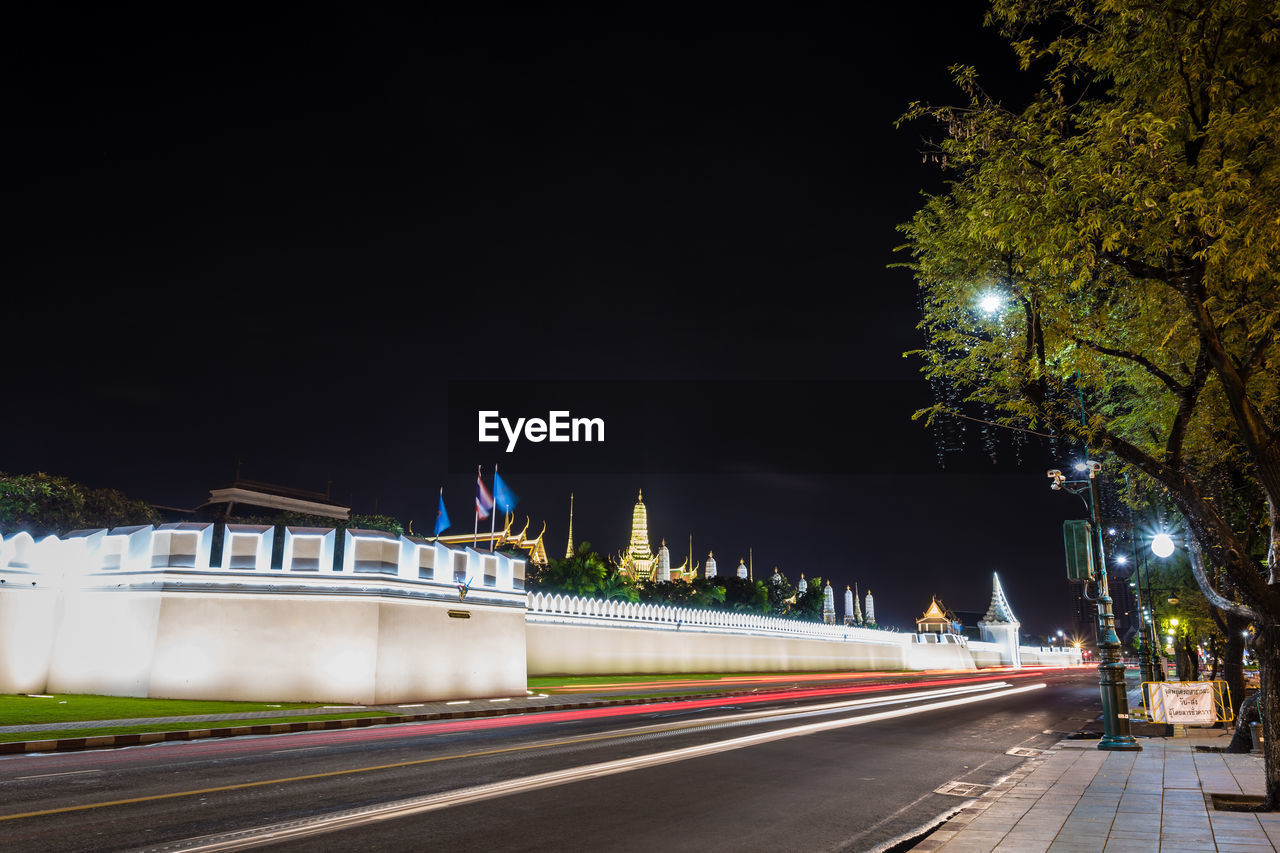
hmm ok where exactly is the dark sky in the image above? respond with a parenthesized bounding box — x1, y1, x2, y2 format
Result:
(4, 3, 1094, 637)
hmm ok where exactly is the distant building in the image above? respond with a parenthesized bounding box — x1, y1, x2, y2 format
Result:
(195, 477, 350, 522)
(916, 596, 959, 635)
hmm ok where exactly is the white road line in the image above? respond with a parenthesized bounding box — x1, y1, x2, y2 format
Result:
(151, 683, 1046, 852)
(13, 769, 102, 781)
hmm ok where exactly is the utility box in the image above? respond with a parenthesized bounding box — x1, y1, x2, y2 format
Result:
(1063, 519, 1095, 580)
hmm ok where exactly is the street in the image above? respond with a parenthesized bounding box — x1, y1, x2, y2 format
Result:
(0, 669, 1101, 852)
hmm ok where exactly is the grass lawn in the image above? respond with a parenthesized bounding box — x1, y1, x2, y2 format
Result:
(0, 693, 324, 726)
(0, 712, 397, 744)
(528, 672, 847, 692)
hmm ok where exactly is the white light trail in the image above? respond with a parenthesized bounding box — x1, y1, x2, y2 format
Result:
(152, 682, 1046, 852)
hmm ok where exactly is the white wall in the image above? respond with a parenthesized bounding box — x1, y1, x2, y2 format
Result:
(1, 525, 528, 703)
(527, 621, 912, 675)
(1, 526, 1081, 703)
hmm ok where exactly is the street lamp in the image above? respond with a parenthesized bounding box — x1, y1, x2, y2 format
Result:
(1047, 460, 1142, 752)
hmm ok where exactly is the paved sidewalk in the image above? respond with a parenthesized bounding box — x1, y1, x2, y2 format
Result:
(910, 730, 1278, 852)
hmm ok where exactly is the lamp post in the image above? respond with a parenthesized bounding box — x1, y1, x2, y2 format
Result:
(1049, 461, 1142, 751)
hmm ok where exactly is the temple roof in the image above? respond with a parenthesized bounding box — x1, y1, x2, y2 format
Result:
(919, 596, 948, 620)
(980, 572, 1019, 624)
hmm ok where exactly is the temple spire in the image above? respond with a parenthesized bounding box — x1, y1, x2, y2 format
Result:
(981, 572, 1018, 624)
(564, 492, 575, 559)
(628, 490, 652, 561)
(854, 582, 863, 623)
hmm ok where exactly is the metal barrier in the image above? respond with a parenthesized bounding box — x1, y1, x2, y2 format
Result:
(1137, 680, 1233, 724)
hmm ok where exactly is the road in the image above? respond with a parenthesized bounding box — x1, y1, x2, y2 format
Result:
(0, 668, 1102, 852)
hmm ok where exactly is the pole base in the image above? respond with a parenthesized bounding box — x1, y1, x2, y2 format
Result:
(1098, 735, 1143, 751)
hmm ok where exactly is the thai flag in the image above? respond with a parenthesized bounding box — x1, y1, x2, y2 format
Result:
(476, 473, 495, 521)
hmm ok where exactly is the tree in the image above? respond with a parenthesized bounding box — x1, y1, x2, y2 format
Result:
(789, 577, 826, 622)
(721, 575, 770, 613)
(0, 471, 160, 535)
(528, 540, 610, 597)
(897, 0, 1280, 805)
(766, 569, 798, 616)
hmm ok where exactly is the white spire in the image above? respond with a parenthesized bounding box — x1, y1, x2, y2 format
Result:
(736, 558, 748, 579)
(854, 582, 863, 623)
(705, 550, 717, 579)
(865, 589, 876, 625)
(844, 585, 854, 625)
(822, 580, 835, 624)
(656, 540, 671, 582)
(980, 572, 1019, 624)
(797, 573, 807, 594)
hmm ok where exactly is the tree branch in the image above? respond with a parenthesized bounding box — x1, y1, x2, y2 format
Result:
(1069, 334, 1185, 395)
(1186, 534, 1259, 622)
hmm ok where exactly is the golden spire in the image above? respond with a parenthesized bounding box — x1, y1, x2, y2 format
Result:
(565, 492, 575, 559)
(628, 489, 652, 561)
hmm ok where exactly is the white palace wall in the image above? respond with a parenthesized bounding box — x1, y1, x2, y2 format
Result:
(0, 525, 1081, 703)
(0, 524, 528, 704)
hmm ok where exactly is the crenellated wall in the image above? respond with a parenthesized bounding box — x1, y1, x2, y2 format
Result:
(0, 525, 1081, 702)
(0, 524, 528, 703)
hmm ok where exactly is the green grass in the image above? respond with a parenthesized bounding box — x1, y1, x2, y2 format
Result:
(0, 693, 323, 726)
(528, 672, 849, 691)
(0, 712, 397, 744)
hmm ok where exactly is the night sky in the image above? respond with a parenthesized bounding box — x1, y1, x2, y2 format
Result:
(5, 3, 1089, 637)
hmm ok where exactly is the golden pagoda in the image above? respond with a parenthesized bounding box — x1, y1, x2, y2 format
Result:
(615, 490, 698, 582)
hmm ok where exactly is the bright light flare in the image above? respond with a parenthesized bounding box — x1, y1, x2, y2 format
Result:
(1151, 532, 1175, 558)
(978, 292, 1003, 314)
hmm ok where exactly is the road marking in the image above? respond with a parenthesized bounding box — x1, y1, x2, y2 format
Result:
(13, 769, 102, 781)
(0, 681, 1031, 825)
(139, 684, 1047, 851)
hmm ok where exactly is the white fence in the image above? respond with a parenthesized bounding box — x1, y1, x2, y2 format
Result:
(525, 591, 910, 645)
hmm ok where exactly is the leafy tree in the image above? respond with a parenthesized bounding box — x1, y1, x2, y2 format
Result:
(896, 0, 1280, 803)
(789, 577, 826, 622)
(720, 575, 770, 613)
(688, 577, 728, 609)
(0, 471, 160, 536)
(528, 540, 609, 597)
(596, 566, 640, 602)
(766, 569, 797, 616)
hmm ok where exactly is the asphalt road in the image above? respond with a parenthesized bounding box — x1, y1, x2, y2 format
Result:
(0, 669, 1101, 852)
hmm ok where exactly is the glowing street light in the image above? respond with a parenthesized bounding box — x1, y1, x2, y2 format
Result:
(978, 292, 1003, 314)
(1151, 532, 1175, 559)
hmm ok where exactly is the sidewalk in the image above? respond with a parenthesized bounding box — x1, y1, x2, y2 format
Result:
(910, 727, 1277, 852)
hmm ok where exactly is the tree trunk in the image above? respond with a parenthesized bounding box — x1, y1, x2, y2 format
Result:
(1258, 624, 1280, 809)
(1222, 613, 1248, 720)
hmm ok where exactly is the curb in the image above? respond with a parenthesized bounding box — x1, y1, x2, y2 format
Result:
(908, 748, 1049, 851)
(0, 689, 767, 755)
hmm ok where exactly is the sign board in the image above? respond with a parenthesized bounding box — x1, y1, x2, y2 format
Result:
(1063, 520, 1095, 580)
(1148, 682, 1216, 724)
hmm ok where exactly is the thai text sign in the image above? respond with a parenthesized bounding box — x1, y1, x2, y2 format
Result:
(1150, 682, 1216, 724)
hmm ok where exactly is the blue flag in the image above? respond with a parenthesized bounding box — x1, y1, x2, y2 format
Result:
(493, 470, 519, 514)
(434, 491, 451, 537)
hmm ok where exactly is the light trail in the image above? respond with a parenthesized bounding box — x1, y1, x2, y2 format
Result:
(0, 670, 1053, 770)
(137, 682, 1048, 852)
(0, 680, 1018, 823)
